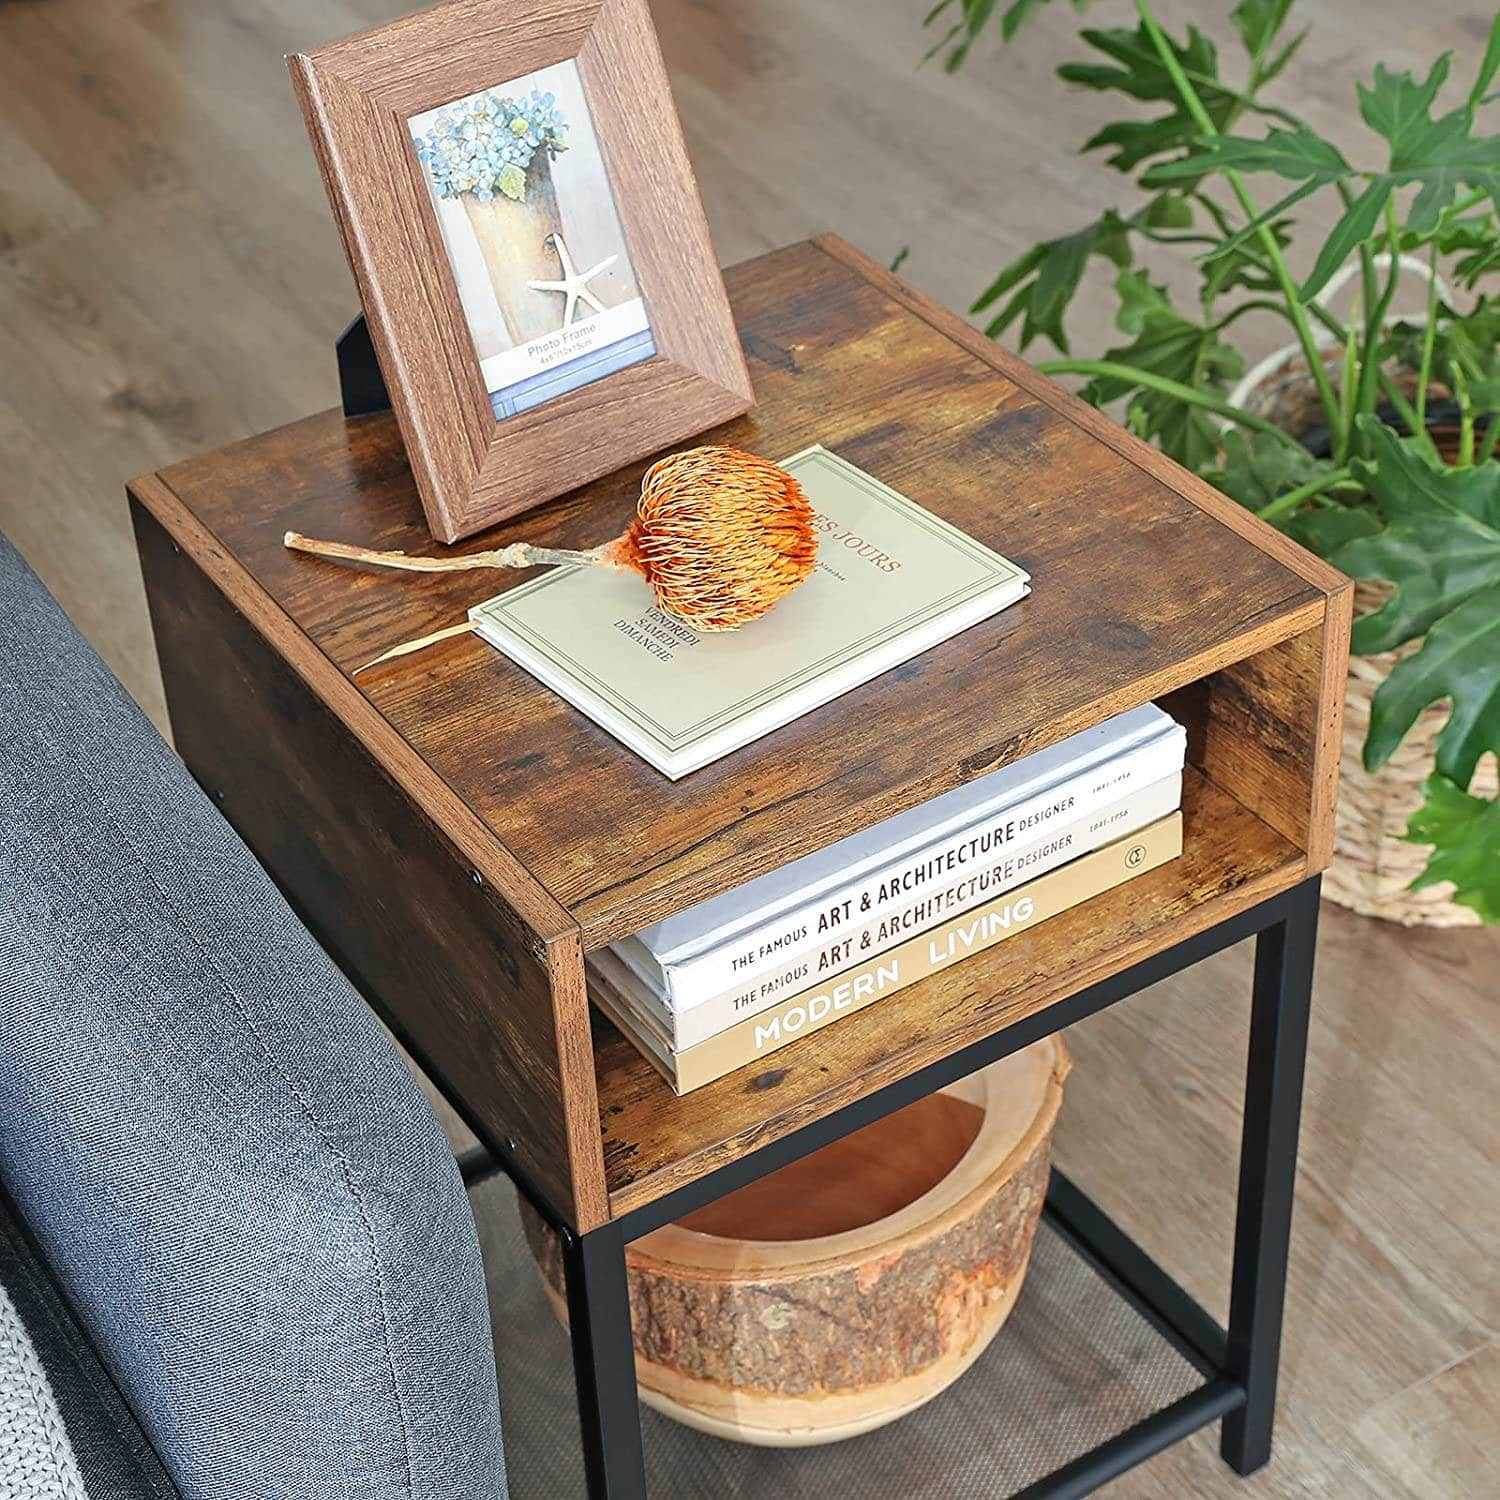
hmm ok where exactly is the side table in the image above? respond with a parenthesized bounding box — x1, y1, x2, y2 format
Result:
(130, 236, 1350, 1499)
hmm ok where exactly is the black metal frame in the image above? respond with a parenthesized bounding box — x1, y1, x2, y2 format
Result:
(459, 875, 1322, 1500)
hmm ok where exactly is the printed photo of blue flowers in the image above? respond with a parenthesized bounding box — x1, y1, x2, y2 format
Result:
(415, 87, 568, 207)
(408, 61, 654, 423)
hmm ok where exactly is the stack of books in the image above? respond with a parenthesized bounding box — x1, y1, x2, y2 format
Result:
(592, 702, 1187, 1093)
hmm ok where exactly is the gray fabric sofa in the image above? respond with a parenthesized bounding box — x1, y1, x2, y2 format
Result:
(0, 534, 508, 1500)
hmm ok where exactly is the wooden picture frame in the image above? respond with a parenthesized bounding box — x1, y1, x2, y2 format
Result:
(290, 0, 755, 542)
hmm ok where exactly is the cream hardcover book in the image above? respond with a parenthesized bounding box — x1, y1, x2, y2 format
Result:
(468, 445, 1030, 778)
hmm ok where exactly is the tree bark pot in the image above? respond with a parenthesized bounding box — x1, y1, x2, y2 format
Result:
(523, 1036, 1070, 1446)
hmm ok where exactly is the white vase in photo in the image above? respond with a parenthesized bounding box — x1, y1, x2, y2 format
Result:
(462, 152, 566, 347)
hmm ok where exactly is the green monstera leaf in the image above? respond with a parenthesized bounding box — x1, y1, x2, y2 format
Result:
(1213, 429, 1328, 509)
(1404, 775, 1500, 923)
(1337, 419, 1500, 654)
(1288, 504, 1383, 557)
(1358, 56, 1500, 230)
(1364, 584, 1500, 784)
(1208, 432, 1379, 554)
(1060, 20, 1225, 107)
(1230, 0, 1304, 80)
(1210, 430, 1381, 553)
(1141, 124, 1352, 187)
(1063, 20, 1239, 175)
(1332, 418, 1500, 785)
(1331, 419, 1500, 916)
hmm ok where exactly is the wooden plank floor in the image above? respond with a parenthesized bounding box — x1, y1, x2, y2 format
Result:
(2, 1, 1494, 1494)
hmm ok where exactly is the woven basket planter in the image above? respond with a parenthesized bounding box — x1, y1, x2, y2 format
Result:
(1236, 352, 1496, 926)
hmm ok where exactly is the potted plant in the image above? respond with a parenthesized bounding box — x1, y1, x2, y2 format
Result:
(923, 0, 1500, 925)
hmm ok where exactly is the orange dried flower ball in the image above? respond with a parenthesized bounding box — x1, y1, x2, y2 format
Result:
(608, 446, 819, 631)
(281, 446, 820, 671)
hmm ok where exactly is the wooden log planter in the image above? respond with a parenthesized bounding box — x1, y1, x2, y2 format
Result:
(523, 1035, 1070, 1445)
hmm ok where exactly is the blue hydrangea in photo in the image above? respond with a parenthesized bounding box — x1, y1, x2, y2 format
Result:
(413, 87, 567, 203)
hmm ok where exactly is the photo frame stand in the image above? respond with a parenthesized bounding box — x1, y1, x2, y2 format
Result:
(337, 313, 392, 420)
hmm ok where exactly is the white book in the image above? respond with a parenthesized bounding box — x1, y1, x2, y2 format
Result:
(468, 445, 1029, 779)
(618, 706, 1186, 1008)
(606, 771, 1184, 1047)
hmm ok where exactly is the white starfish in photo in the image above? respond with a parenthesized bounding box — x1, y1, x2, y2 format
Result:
(526, 234, 617, 328)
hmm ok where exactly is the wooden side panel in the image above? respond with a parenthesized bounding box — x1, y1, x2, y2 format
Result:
(1309, 582, 1355, 870)
(1196, 586, 1352, 871)
(132, 498, 608, 1228)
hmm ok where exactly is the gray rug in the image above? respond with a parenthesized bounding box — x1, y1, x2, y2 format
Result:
(473, 1177, 1201, 1499)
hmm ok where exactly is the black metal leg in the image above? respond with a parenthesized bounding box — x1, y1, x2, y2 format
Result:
(560, 1223, 647, 1500)
(1220, 876, 1320, 1474)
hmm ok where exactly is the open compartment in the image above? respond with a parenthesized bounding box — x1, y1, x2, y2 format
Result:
(589, 608, 1338, 1220)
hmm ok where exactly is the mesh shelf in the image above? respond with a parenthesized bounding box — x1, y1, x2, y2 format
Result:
(474, 1176, 1210, 1499)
